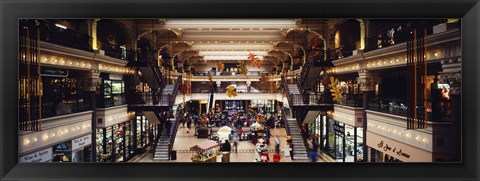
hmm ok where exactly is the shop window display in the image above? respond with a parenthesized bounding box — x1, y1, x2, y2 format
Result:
(52, 142, 71, 162)
(102, 80, 125, 107)
(41, 76, 91, 118)
(96, 128, 105, 162)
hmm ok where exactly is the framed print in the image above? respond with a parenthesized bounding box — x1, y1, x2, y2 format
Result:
(1, 0, 479, 181)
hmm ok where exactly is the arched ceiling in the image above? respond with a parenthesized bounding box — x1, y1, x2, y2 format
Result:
(126, 18, 329, 65)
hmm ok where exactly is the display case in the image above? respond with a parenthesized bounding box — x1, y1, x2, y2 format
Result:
(104, 80, 112, 99)
(113, 124, 122, 161)
(103, 80, 125, 107)
(190, 140, 220, 162)
(95, 128, 104, 162)
(105, 126, 113, 161)
(136, 116, 142, 148)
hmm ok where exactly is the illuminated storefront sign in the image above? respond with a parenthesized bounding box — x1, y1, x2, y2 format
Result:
(377, 140, 411, 159)
(20, 147, 53, 163)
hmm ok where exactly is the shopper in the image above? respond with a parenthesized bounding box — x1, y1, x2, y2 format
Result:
(238, 127, 243, 141)
(221, 140, 231, 152)
(274, 137, 280, 154)
(308, 145, 318, 162)
(165, 120, 171, 136)
(232, 132, 239, 153)
(186, 116, 192, 133)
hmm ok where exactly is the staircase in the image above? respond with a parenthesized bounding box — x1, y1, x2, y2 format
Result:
(284, 113, 308, 160)
(153, 118, 177, 161)
(300, 66, 323, 90)
(299, 51, 334, 91)
(282, 75, 304, 106)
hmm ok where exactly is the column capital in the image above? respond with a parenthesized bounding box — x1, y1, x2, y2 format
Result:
(357, 70, 380, 92)
(82, 70, 101, 92)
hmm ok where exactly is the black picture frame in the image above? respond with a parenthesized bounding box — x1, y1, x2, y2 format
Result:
(1, 0, 479, 181)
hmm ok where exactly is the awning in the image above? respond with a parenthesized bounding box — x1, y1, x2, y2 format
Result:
(302, 110, 321, 124)
(217, 126, 232, 133)
(190, 140, 219, 152)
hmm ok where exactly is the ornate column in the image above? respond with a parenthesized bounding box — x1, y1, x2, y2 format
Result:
(83, 70, 101, 162)
(89, 19, 101, 51)
(357, 69, 380, 162)
(357, 19, 368, 50)
(439, 45, 461, 161)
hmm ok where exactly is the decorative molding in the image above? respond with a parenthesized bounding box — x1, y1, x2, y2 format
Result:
(331, 104, 364, 127)
(19, 119, 92, 155)
(366, 110, 433, 152)
(95, 105, 132, 128)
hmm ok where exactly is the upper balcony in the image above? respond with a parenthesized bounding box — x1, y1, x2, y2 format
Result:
(35, 21, 131, 74)
(38, 22, 92, 52)
(330, 22, 461, 74)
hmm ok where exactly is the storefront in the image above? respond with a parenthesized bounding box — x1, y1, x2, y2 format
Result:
(70, 134, 92, 162)
(135, 115, 158, 152)
(40, 67, 91, 119)
(96, 120, 135, 162)
(95, 105, 134, 162)
(18, 110, 93, 163)
(366, 131, 432, 162)
(249, 99, 275, 114)
(324, 119, 363, 162)
(19, 147, 53, 163)
(20, 134, 92, 163)
(98, 73, 126, 108)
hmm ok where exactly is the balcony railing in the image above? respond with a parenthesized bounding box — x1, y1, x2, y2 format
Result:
(216, 88, 267, 93)
(192, 71, 265, 76)
(343, 93, 363, 107)
(41, 96, 92, 119)
(103, 95, 126, 108)
(367, 96, 408, 117)
(38, 22, 92, 52)
(97, 39, 125, 60)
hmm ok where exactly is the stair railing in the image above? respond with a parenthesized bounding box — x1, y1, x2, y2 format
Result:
(168, 108, 183, 160)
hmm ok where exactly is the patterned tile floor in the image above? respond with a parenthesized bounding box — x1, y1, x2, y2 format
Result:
(130, 126, 328, 163)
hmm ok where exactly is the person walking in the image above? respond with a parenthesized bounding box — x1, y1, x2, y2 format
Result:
(221, 140, 231, 152)
(274, 137, 280, 154)
(186, 116, 192, 134)
(232, 132, 239, 153)
(308, 144, 319, 162)
(165, 119, 171, 137)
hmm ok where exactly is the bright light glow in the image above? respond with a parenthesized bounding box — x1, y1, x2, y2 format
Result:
(199, 51, 268, 56)
(192, 43, 273, 50)
(203, 55, 264, 60)
(55, 23, 67, 29)
(165, 19, 297, 29)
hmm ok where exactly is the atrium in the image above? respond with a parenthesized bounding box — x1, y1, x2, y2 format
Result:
(18, 19, 461, 163)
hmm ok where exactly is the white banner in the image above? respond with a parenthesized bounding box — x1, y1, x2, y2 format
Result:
(71, 134, 92, 151)
(19, 147, 53, 163)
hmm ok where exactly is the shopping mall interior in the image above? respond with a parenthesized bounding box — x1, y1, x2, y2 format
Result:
(18, 19, 461, 163)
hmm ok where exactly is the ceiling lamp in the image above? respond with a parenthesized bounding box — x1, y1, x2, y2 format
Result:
(164, 19, 297, 29)
(192, 43, 273, 50)
(203, 55, 264, 60)
(199, 51, 268, 56)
